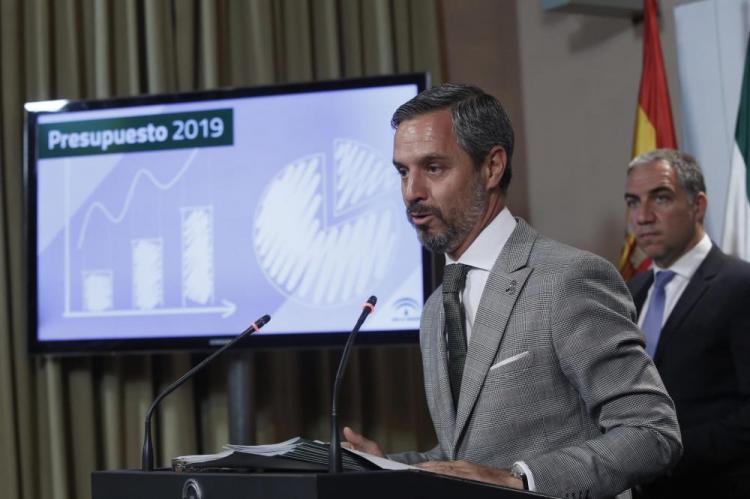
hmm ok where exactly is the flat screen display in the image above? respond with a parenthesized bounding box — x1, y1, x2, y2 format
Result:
(25, 74, 430, 353)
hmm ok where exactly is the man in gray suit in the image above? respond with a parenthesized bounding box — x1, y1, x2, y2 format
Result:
(343, 84, 682, 498)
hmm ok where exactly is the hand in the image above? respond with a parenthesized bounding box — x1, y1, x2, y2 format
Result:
(341, 426, 385, 457)
(416, 460, 523, 489)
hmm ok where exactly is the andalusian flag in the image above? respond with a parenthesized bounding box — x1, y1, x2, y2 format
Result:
(722, 35, 750, 261)
(619, 0, 678, 280)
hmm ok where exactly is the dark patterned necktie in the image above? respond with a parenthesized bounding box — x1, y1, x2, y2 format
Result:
(442, 263, 471, 409)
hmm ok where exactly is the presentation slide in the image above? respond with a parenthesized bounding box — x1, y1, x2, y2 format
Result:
(34, 84, 424, 341)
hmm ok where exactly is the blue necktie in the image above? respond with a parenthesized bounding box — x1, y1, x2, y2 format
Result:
(641, 270, 677, 357)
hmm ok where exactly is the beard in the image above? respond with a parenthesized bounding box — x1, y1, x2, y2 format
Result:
(406, 176, 488, 254)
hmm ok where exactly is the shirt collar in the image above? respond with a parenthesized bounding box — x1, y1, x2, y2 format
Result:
(652, 232, 712, 280)
(445, 208, 516, 271)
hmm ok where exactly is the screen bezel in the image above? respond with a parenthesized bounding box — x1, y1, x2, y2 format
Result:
(25, 73, 432, 355)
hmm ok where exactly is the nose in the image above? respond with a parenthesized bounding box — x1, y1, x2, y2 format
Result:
(633, 200, 655, 225)
(402, 170, 427, 205)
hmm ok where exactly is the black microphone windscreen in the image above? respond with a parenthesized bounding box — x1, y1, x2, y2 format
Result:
(253, 314, 271, 330)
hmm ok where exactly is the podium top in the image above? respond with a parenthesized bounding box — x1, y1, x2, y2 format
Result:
(92, 468, 554, 499)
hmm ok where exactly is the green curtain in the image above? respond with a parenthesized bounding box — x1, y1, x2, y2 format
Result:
(0, 1, 443, 498)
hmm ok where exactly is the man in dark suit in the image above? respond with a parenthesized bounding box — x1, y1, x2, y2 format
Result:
(343, 84, 682, 499)
(625, 148, 750, 498)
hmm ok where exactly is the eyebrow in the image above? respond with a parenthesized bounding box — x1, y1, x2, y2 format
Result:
(393, 153, 450, 168)
(646, 186, 674, 196)
(624, 186, 674, 199)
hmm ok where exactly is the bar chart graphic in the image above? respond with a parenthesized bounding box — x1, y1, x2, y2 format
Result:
(64, 150, 235, 319)
(181, 206, 215, 306)
(81, 270, 113, 312)
(131, 238, 164, 310)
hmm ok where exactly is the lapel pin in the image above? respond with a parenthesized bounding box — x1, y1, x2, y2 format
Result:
(505, 280, 517, 295)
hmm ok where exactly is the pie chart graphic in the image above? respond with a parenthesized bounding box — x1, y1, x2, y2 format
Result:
(253, 138, 400, 306)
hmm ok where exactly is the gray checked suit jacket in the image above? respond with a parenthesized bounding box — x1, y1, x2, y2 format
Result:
(391, 219, 682, 499)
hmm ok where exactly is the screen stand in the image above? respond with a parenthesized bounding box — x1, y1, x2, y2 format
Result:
(228, 351, 256, 444)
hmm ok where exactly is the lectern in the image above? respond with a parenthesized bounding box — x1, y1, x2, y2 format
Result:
(92, 469, 554, 499)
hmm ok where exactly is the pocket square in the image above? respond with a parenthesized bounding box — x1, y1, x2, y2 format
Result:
(490, 351, 530, 371)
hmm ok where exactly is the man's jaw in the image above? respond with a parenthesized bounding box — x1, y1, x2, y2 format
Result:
(634, 232, 667, 266)
(412, 217, 456, 254)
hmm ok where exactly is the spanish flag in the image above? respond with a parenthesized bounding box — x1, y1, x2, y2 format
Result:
(619, 0, 678, 280)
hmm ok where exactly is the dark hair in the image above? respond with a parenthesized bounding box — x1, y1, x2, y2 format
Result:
(628, 149, 706, 201)
(391, 84, 515, 192)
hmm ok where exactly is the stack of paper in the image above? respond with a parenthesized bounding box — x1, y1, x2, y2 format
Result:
(173, 437, 394, 473)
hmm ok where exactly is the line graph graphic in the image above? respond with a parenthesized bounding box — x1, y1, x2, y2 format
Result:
(64, 149, 233, 319)
(75, 149, 198, 249)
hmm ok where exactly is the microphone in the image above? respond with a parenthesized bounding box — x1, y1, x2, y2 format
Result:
(329, 296, 377, 473)
(141, 314, 271, 471)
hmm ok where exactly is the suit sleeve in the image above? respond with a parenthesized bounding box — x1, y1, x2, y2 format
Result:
(525, 255, 683, 498)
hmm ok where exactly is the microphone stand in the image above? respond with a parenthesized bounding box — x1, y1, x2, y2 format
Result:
(329, 296, 377, 473)
(141, 314, 271, 471)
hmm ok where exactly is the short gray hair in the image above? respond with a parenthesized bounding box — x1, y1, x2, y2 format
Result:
(628, 148, 706, 201)
(391, 84, 515, 192)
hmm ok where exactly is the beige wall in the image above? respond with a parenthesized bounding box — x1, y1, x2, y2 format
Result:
(440, 0, 684, 264)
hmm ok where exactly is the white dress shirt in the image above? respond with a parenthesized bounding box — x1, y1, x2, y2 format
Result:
(638, 233, 712, 329)
(445, 207, 516, 342)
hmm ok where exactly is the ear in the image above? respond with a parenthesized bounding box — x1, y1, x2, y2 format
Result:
(483, 145, 507, 190)
(694, 191, 708, 224)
